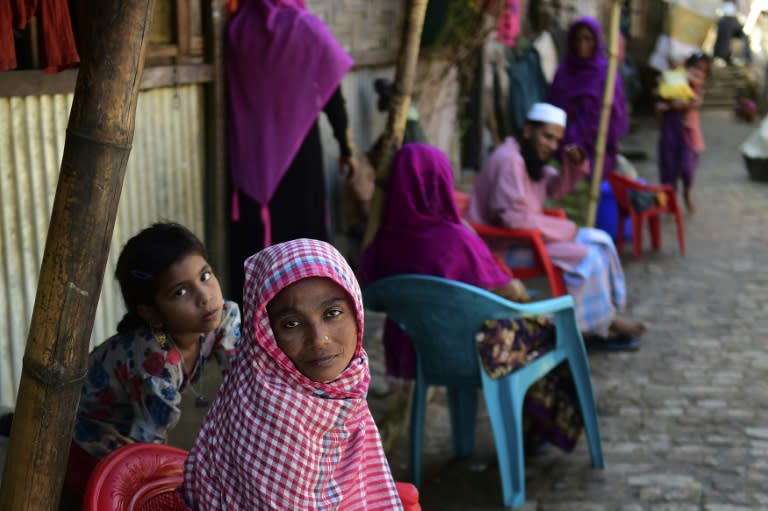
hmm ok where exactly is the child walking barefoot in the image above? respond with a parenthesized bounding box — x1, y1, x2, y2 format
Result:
(657, 52, 712, 213)
(63, 222, 241, 502)
(182, 239, 402, 510)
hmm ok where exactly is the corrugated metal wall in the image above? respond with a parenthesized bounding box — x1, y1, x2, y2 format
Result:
(0, 85, 206, 408)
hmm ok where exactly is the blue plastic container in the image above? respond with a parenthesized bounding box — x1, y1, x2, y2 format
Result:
(595, 180, 632, 241)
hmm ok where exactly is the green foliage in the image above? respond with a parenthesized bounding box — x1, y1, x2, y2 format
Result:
(422, 0, 494, 51)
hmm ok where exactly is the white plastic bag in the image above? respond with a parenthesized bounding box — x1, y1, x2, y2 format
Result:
(740, 114, 768, 158)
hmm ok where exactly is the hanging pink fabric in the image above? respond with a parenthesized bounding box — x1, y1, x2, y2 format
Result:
(259, 203, 272, 247)
(226, 0, 353, 246)
(496, 0, 521, 48)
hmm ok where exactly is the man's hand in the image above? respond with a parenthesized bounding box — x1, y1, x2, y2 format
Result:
(564, 144, 585, 165)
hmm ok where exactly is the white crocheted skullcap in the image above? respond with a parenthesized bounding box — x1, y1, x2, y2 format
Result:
(527, 102, 567, 127)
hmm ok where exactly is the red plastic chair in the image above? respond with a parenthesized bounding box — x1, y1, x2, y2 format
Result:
(469, 221, 567, 297)
(454, 188, 567, 297)
(82, 443, 187, 511)
(396, 481, 422, 511)
(83, 443, 421, 511)
(607, 172, 685, 258)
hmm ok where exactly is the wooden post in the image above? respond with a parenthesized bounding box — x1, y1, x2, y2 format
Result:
(203, 0, 229, 293)
(0, 1, 156, 509)
(362, 0, 430, 248)
(585, 0, 621, 228)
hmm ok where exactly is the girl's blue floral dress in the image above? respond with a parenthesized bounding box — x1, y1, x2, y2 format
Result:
(73, 300, 241, 459)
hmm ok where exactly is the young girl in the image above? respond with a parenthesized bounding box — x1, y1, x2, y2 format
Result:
(64, 222, 241, 500)
(657, 52, 712, 213)
(181, 239, 402, 510)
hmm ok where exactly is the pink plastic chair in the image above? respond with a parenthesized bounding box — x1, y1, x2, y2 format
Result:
(83, 443, 421, 510)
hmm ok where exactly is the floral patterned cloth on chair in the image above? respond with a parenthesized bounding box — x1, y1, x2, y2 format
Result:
(476, 317, 584, 452)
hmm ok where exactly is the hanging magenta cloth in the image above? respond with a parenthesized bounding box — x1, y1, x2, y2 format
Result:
(360, 144, 511, 379)
(226, 0, 353, 246)
(496, 0, 521, 48)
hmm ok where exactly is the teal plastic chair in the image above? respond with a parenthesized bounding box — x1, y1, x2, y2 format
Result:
(363, 274, 604, 509)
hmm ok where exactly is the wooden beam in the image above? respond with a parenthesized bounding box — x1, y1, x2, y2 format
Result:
(140, 63, 212, 88)
(348, 48, 399, 68)
(176, 0, 191, 57)
(0, 64, 213, 97)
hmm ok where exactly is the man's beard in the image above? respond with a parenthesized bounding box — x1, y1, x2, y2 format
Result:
(520, 138, 547, 182)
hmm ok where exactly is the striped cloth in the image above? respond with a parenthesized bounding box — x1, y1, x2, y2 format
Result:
(181, 239, 402, 510)
(562, 228, 626, 336)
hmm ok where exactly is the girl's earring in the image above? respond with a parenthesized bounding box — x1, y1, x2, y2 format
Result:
(151, 324, 168, 348)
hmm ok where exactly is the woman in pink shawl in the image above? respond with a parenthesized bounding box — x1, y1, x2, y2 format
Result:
(226, 0, 357, 302)
(547, 16, 629, 178)
(181, 239, 402, 510)
(359, 143, 529, 380)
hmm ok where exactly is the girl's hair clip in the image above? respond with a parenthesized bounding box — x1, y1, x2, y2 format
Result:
(130, 269, 153, 280)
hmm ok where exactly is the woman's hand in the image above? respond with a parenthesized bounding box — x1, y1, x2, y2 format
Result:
(339, 155, 358, 181)
(492, 278, 531, 303)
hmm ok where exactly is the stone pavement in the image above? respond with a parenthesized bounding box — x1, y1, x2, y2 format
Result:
(364, 109, 768, 510)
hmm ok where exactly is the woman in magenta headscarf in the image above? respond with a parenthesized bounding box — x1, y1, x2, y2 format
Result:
(226, 0, 357, 302)
(547, 16, 629, 178)
(360, 143, 529, 380)
(360, 144, 585, 453)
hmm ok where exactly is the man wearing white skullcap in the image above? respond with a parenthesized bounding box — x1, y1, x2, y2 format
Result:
(467, 102, 646, 350)
(526, 102, 567, 127)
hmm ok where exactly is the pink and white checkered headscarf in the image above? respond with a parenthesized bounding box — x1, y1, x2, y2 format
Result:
(181, 239, 402, 510)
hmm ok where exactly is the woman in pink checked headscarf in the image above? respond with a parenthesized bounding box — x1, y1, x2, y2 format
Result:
(181, 239, 402, 510)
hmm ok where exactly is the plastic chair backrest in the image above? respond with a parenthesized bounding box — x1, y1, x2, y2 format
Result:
(606, 172, 685, 258)
(468, 213, 568, 297)
(364, 274, 555, 385)
(606, 172, 634, 211)
(607, 172, 673, 212)
(453, 187, 566, 297)
(82, 443, 187, 511)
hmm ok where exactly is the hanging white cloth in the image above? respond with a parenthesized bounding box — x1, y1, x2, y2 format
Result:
(533, 30, 559, 83)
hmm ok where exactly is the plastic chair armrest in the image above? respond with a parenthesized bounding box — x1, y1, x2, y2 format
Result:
(508, 294, 576, 315)
(543, 208, 567, 219)
(470, 223, 543, 242)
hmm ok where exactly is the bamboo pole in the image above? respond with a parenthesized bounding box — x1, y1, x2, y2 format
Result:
(0, 1, 156, 509)
(362, 0, 430, 248)
(585, 0, 621, 228)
